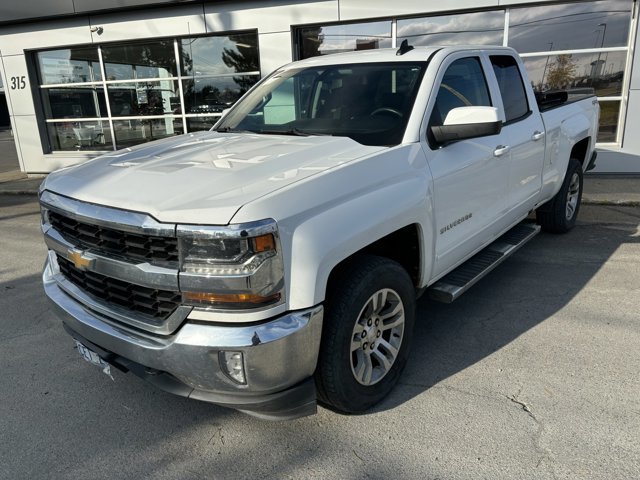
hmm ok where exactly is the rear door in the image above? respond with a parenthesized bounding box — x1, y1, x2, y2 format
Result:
(487, 54, 545, 214)
(422, 54, 510, 278)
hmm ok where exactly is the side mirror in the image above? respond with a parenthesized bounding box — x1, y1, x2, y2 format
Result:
(431, 106, 502, 145)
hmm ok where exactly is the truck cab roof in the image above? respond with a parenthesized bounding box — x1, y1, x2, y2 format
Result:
(285, 45, 517, 69)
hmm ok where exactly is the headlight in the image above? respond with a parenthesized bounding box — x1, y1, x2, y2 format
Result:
(39, 204, 50, 226)
(177, 219, 284, 310)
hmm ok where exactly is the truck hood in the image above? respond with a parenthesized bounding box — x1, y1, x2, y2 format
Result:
(43, 131, 384, 224)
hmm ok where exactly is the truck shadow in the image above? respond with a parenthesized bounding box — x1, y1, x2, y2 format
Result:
(374, 205, 640, 412)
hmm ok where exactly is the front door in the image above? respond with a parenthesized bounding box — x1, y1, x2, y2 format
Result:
(422, 55, 510, 278)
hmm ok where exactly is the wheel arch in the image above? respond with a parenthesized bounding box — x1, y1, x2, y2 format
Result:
(326, 224, 423, 295)
(570, 136, 592, 168)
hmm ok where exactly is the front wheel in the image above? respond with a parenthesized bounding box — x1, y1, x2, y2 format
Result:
(536, 158, 584, 233)
(315, 255, 415, 414)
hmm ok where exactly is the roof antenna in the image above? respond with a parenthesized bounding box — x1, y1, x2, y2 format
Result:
(396, 39, 414, 56)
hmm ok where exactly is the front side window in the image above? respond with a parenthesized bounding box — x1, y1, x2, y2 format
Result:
(429, 57, 492, 129)
(216, 62, 426, 146)
(490, 55, 529, 123)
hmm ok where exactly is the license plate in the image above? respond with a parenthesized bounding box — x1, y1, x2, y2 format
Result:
(75, 340, 113, 378)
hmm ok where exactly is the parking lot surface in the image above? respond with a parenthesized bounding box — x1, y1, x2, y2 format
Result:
(1, 195, 639, 480)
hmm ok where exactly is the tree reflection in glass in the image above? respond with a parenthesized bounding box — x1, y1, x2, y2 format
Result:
(523, 51, 626, 96)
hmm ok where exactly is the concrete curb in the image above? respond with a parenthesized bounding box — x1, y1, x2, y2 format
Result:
(0, 179, 43, 196)
(582, 198, 640, 207)
(0, 189, 39, 196)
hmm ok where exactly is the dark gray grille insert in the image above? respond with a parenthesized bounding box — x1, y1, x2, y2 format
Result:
(49, 210, 178, 265)
(57, 254, 181, 319)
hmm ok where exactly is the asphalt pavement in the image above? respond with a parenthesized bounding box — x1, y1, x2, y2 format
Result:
(1, 194, 639, 480)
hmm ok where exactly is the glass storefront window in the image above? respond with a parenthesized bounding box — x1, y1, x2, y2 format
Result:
(297, 21, 392, 59)
(180, 33, 259, 76)
(37, 48, 102, 84)
(509, 0, 633, 53)
(182, 76, 259, 114)
(35, 32, 260, 152)
(186, 116, 221, 132)
(102, 41, 177, 80)
(397, 11, 504, 47)
(107, 80, 179, 117)
(598, 101, 620, 142)
(46, 121, 112, 151)
(522, 51, 626, 96)
(41, 87, 108, 119)
(113, 118, 182, 149)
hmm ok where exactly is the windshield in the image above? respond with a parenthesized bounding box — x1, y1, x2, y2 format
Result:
(215, 62, 426, 146)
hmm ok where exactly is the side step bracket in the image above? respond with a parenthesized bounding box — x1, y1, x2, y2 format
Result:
(427, 222, 541, 303)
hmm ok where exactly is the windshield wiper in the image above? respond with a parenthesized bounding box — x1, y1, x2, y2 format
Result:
(256, 127, 332, 137)
(215, 127, 251, 133)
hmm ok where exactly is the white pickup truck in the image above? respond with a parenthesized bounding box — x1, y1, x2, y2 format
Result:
(40, 44, 599, 420)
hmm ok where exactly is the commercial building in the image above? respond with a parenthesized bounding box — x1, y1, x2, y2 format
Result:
(0, 0, 637, 174)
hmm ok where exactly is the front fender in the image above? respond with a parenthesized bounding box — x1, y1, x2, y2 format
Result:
(286, 175, 432, 309)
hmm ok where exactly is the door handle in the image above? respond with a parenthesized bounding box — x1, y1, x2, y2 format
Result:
(531, 131, 545, 141)
(493, 145, 510, 157)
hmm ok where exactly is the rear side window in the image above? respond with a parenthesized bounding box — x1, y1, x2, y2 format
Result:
(490, 55, 530, 123)
(429, 57, 492, 128)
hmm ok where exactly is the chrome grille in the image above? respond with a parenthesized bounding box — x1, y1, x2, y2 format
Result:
(49, 210, 178, 265)
(56, 255, 181, 319)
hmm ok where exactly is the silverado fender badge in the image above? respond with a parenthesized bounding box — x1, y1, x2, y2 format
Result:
(440, 213, 473, 235)
(67, 249, 94, 271)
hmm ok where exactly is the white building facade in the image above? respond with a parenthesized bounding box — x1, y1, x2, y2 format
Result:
(0, 0, 637, 174)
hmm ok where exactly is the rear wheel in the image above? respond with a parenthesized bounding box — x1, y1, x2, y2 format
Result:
(536, 158, 583, 233)
(315, 255, 415, 413)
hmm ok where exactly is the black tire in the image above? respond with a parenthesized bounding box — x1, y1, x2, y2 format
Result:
(536, 158, 583, 233)
(315, 255, 415, 414)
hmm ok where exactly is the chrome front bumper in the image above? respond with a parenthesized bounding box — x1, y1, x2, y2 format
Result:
(43, 257, 323, 420)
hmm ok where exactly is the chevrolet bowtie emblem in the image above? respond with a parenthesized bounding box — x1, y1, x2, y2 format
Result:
(68, 249, 94, 270)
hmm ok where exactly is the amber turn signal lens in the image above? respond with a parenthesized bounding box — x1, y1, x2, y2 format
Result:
(183, 291, 281, 305)
(251, 233, 275, 253)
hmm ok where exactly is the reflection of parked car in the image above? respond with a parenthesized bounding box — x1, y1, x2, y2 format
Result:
(73, 126, 105, 148)
(189, 103, 232, 114)
(185, 116, 219, 131)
